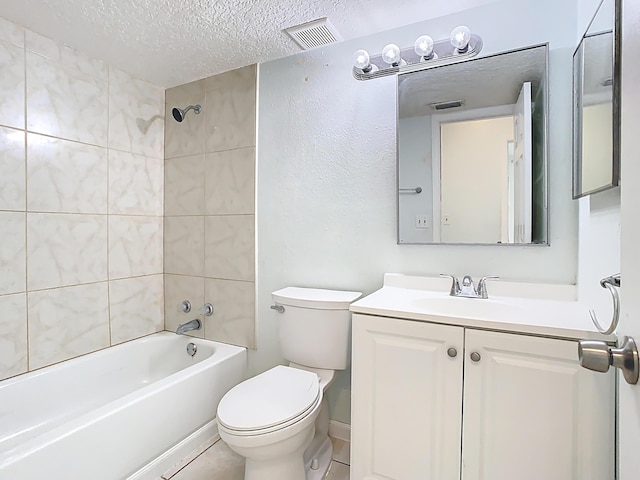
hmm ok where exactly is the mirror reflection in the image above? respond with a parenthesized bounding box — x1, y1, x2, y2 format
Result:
(397, 45, 548, 245)
(572, 0, 620, 198)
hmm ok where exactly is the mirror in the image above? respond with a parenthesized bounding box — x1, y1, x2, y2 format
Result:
(397, 45, 548, 245)
(572, 0, 621, 198)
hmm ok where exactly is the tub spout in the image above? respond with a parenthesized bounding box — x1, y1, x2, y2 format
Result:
(176, 319, 201, 335)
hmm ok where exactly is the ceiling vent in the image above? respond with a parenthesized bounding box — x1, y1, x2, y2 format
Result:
(431, 99, 466, 111)
(284, 18, 343, 50)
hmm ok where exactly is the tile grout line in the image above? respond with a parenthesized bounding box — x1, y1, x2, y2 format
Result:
(107, 66, 112, 347)
(23, 27, 30, 373)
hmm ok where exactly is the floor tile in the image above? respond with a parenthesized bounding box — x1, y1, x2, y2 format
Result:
(168, 440, 244, 480)
(325, 461, 350, 480)
(168, 437, 351, 480)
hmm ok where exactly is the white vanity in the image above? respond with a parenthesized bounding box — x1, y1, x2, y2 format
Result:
(349, 274, 615, 480)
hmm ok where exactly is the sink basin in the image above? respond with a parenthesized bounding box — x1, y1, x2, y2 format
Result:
(410, 296, 526, 322)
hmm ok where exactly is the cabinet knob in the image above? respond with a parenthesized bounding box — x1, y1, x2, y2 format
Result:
(447, 347, 458, 358)
(470, 352, 481, 362)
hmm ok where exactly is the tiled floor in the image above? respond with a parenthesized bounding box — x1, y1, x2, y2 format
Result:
(164, 436, 350, 480)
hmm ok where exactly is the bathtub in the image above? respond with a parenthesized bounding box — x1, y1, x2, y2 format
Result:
(0, 332, 246, 480)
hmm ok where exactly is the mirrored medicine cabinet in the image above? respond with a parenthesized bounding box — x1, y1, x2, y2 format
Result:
(572, 0, 621, 198)
(397, 44, 548, 245)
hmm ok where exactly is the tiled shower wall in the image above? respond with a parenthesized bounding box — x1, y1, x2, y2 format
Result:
(0, 18, 165, 381)
(164, 65, 256, 348)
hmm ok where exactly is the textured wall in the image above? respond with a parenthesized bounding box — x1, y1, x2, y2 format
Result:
(0, 18, 165, 380)
(163, 65, 257, 349)
(256, 0, 579, 424)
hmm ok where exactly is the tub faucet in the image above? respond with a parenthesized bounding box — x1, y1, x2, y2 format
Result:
(176, 319, 201, 335)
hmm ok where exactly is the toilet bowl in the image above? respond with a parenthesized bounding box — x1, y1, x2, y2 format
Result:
(216, 287, 362, 480)
(217, 366, 324, 480)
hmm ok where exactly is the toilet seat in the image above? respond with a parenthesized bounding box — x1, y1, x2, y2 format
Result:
(217, 366, 321, 436)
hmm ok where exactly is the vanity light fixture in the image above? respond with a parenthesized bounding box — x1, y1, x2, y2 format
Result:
(352, 25, 482, 81)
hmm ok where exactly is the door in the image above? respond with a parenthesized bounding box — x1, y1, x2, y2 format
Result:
(461, 330, 614, 480)
(512, 82, 532, 243)
(350, 314, 464, 480)
(617, 0, 640, 476)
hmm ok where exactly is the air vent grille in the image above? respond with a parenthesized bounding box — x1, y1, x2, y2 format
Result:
(284, 18, 342, 50)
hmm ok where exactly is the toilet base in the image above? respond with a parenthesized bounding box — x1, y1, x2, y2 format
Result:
(304, 436, 333, 480)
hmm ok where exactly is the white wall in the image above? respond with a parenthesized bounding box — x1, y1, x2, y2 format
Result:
(575, 0, 621, 321)
(257, 0, 578, 423)
(441, 116, 513, 243)
(398, 115, 433, 243)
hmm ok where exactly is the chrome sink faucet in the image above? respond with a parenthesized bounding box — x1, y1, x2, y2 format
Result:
(440, 274, 499, 299)
(176, 318, 201, 335)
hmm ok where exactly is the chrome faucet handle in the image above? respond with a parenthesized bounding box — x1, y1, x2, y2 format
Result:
(440, 274, 461, 296)
(199, 303, 214, 316)
(477, 276, 499, 299)
(177, 300, 191, 313)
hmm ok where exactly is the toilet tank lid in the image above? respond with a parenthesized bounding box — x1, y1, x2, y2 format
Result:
(272, 287, 362, 310)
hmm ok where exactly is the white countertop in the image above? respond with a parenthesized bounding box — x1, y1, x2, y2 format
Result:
(349, 274, 615, 342)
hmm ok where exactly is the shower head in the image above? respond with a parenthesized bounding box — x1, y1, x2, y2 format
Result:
(172, 104, 202, 123)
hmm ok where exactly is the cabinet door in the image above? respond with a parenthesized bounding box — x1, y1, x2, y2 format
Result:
(461, 329, 614, 480)
(351, 314, 464, 480)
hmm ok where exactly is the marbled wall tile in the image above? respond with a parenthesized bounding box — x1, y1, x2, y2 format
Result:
(204, 278, 255, 348)
(109, 67, 164, 159)
(109, 275, 164, 345)
(0, 17, 24, 47)
(26, 51, 108, 146)
(109, 215, 163, 279)
(0, 293, 27, 380)
(0, 39, 25, 130)
(165, 154, 205, 215)
(26, 30, 108, 80)
(204, 215, 255, 281)
(28, 282, 109, 370)
(0, 212, 26, 295)
(27, 213, 107, 290)
(165, 79, 206, 159)
(203, 64, 256, 92)
(27, 134, 108, 213)
(108, 150, 163, 216)
(0, 126, 25, 211)
(164, 274, 204, 337)
(204, 67, 256, 153)
(164, 216, 205, 276)
(205, 147, 255, 215)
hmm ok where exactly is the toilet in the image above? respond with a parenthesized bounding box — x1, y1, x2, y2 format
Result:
(216, 287, 362, 480)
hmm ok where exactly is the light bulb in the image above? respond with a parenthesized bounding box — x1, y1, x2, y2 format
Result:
(353, 49, 370, 70)
(414, 35, 435, 60)
(450, 25, 471, 52)
(381, 43, 402, 66)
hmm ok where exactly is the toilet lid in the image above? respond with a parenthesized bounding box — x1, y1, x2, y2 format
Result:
(217, 366, 320, 432)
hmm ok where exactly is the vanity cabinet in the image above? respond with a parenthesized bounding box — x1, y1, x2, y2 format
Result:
(351, 314, 615, 480)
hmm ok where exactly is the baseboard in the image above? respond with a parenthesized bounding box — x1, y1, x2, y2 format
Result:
(126, 419, 219, 480)
(328, 420, 351, 443)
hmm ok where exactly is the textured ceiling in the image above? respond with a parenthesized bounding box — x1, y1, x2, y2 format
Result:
(398, 45, 547, 119)
(0, 0, 497, 87)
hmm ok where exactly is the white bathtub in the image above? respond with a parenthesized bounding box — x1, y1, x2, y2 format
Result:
(0, 332, 246, 480)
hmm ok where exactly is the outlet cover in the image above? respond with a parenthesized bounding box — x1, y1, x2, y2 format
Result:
(415, 215, 429, 229)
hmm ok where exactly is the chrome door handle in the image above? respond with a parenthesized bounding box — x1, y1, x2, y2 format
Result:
(578, 336, 639, 385)
(470, 352, 481, 362)
(447, 347, 458, 358)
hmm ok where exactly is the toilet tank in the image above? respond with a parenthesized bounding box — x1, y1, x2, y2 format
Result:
(272, 287, 362, 370)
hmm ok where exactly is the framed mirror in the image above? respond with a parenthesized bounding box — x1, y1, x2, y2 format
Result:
(397, 44, 548, 245)
(572, 0, 621, 198)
